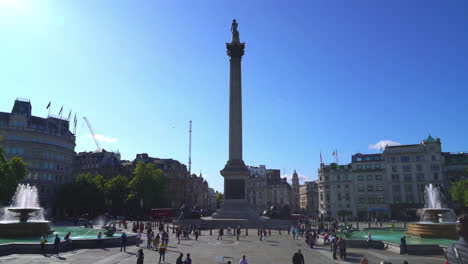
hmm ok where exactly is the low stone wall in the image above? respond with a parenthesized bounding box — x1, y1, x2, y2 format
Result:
(317, 235, 384, 249)
(0, 235, 135, 256)
(382, 241, 446, 255)
(175, 218, 295, 229)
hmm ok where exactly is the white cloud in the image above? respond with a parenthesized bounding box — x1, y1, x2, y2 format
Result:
(368, 140, 401, 150)
(87, 134, 117, 143)
(284, 173, 310, 184)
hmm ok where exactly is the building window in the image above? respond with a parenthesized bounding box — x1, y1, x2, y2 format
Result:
(367, 185, 374, 192)
(325, 185, 329, 190)
(375, 156, 380, 161)
(394, 195, 401, 204)
(434, 173, 439, 180)
(366, 175, 373, 181)
(358, 175, 364, 181)
(406, 184, 413, 193)
(345, 184, 349, 189)
(377, 196, 384, 203)
(431, 164, 440, 171)
(357, 165, 363, 169)
(338, 193, 342, 201)
(320, 193, 323, 200)
(416, 164, 423, 172)
(403, 165, 411, 172)
(376, 184, 383, 191)
(48, 174, 52, 181)
(368, 196, 375, 204)
(12, 148, 16, 154)
(345, 193, 350, 200)
(358, 184, 365, 192)
(404, 174, 412, 182)
(392, 166, 398, 172)
(415, 155, 422, 161)
(49, 163, 53, 169)
(432, 155, 436, 161)
(18, 148, 23, 155)
(365, 157, 371, 161)
(391, 174, 399, 181)
(44, 162, 48, 169)
(51, 152, 54, 159)
(359, 196, 366, 204)
(319, 176, 322, 181)
(325, 176, 329, 181)
(5, 147, 9, 153)
(393, 185, 401, 192)
(337, 184, 341, 189)
(375, 175, 382, 180)
(43, 174, 47, 181)
(357, 157, 362, 161)
(416, 173, 425, 181)
(400, 156, 410, 162)
(337, 175, 341, 180)
(375, 164, 381, 169)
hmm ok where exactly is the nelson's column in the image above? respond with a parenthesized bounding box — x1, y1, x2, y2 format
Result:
(212, 20, 258, 219)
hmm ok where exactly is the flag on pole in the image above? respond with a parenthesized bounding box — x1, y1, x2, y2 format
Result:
(46, 101, 51, 109)
(320, 151, 323, 164)
(68, 110, 72, 120)
(74, 114, 77, 126)
(58, 106, 63, 115)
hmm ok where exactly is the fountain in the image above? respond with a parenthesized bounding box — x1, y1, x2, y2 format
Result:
(406, 184, 457, 239)
(0, 184, 50, 237)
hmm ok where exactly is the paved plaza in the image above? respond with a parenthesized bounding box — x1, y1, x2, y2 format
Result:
(0, 228, 445, 264)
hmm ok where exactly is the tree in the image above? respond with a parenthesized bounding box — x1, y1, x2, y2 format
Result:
(0, 136, 28, 204)
(450, 179, 468, 207)
(215, 191, 224, 208)
(104, 174, 129, 211)
(128, 162, 164, 213)
(56, 173, 106, 216)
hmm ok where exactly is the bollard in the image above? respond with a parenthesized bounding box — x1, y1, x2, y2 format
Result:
(167, 225, 169, 232)
(210, 228, 212, 236)
(172, 226, 175, 233)
(278, 227, 281, 235)
(246, 228, 248, 236)
(269, 228, 271, 236)
(258, 228, 260, 236)
(288, 226, 290, 235)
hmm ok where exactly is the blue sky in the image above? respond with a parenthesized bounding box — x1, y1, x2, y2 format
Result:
(1, 0, 467, 191)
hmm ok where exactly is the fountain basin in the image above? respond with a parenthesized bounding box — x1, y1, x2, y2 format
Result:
(0, 221, 50, 238)
(406, 222, 457, 240)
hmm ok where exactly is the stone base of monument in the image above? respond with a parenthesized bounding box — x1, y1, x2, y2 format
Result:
(211, 199, 259, 220)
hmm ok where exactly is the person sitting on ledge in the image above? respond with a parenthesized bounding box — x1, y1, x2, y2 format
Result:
(446, 214, 468, 264)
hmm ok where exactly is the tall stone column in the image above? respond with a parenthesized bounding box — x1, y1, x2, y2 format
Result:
(214, 20, 257, 219)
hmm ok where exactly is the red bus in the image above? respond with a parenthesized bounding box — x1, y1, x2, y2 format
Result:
(150, 208, 179, 220)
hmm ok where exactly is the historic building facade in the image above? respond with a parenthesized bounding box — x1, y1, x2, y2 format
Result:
(247, 165, 293, 214)
(291, 170, 300, 214)
(299, 180, 318, 217)
(318, 135, 454, 219)
(72, 149, 121, 180)
(0, 99, 76, 216)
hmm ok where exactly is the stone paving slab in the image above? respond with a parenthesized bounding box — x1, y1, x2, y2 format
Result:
(0, 229, 446, 264)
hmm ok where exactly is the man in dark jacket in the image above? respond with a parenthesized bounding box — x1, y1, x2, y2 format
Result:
(292, 249, 305, 264)
(446, 214, 468, 264)
(53, 234, 60, 256)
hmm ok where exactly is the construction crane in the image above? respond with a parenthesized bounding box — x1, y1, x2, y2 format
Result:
(83, 116, 101, 150)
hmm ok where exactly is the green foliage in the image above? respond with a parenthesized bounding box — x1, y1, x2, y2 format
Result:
(56, 173, 106, 210)
(104, 174, 129, 209)
(128, 162, 164, 211)
(0, 137, 28, 203)
(450, 179, 468, 207)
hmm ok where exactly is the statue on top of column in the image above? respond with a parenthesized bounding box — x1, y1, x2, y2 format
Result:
(231, 19, 240, 43)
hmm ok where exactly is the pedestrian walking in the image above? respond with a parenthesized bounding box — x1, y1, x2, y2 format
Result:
(400, 235, 407, 254)
(185, 253, 192, 264)
(446, 214, 468, 264)
(158, 241, 166, 263)
(40, 234, 47, 254)
(367, 232, 372, 248)
(146, 232, 153, 249)
(292, 249, 305, 264)
(332, 236, 338, 260)
(136, 230, 141, 247)
(291, 226, 296, 239)
(338, 237, 346, 260)
(137, 248, 144, 264)
(120, 232, 127, 252)
(53, 234, 60, 256)
(176, 253, 183, 264)
(239, 254, 248, 264)
(218, 227, 224, 240)
(236, 225, 241, 240)
(194, 229, 199, 240)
